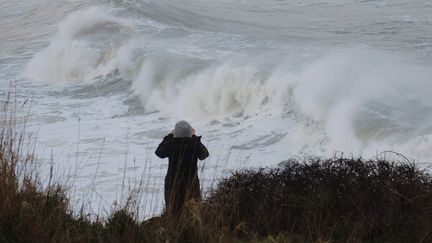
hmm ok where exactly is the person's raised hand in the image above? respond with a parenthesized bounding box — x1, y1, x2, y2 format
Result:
(192, 128, 196, 135)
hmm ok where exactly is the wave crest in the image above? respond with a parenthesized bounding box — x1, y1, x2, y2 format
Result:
(24, 6, 136, 83)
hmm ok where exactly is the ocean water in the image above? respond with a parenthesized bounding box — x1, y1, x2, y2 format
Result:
(1, 0, 432, 217)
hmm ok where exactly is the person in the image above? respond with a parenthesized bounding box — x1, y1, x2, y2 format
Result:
(155, 120, 209, 217)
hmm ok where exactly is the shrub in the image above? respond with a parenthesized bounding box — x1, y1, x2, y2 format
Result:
(206, 158, 432, 242)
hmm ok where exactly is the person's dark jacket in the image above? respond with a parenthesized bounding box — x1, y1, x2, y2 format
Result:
(155, 133, 209, 214)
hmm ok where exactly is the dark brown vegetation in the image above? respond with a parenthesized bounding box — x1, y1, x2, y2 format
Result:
(1, 98, 432, 242)
(206, 158, 432, 242)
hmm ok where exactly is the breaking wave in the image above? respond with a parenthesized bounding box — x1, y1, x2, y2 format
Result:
(23, 4, 432, 159)
(24, 6, 137, 83)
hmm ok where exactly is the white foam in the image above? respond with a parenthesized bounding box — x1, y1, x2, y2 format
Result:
(24, 6, 137, 83)
(127, 48, 432, 160)
(130, 56, 293, 120)
(293, 49, 432, 154)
